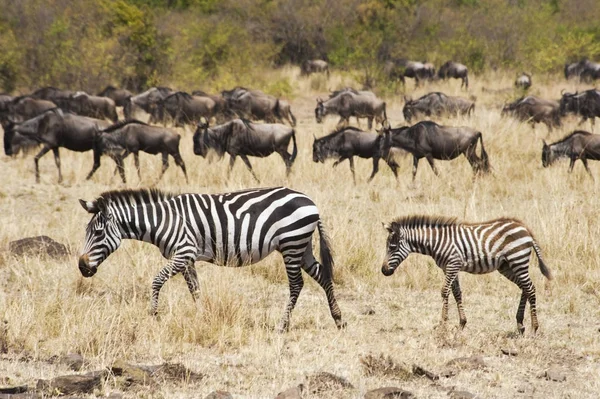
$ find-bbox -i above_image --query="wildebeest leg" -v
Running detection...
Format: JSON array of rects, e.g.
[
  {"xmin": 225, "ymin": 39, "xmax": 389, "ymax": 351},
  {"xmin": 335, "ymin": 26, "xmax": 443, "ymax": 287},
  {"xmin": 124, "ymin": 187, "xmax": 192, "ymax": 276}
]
[
  {"xmin": 86, "ymin": 149, "xmax": 102, "ymax": 181},
  {"xmin": 426, "ymin": 156, "xmax": 439, "ymax": 176},
  {"xmin": 386, "ymin": 159, "xmax": 400, "ymax": 182},
  {"xmin": 581, "ymin": 158, "xmax": 594, "ymax": 179},
  {"xmin": 172, "ymin": 152, "xmax": 188, "ymax": 183},
  {"xmin": 412, "ymin": 156, "xmax": 420, "ymax": 181},
  {"xmin": 113, "ymin": 154, "xmax": 127, "ymax": 183},
  {"xmin": 568, "ymin": 156, "xmax": 576, "ymax": 173},
  {"xmin": 464, "ymin": 142, "xmax": 480, "ymax": 173},
  {"xmin": 52, "ymin": 148, "xmax": 62, "ymax": 183},
  {"xmin": 240, "ymin": 154, "xmax": 260, "ymax": 182},
  {"xmin": 348, "ymin": 156, "xmax": 356, "ymax": 185},
  {"xmin": 160, "ymin": 152, "xmax": 169, "ymax": 180},
  {"xmin": 134, "ymin": 152, "xmax": 141, "ymax": 180},
  {"xmin": 277, "ymin": 150, "xmax": 293, "ymax": 176},
  {"xmin": 33, "ymin": 146, "xmax": 52, "ymax": 183},
  {"xmin": 368, "ymin": 156, "xmax": 380, "ymax": 183},
  {"xmin": 368, "ymin": 117, "xmax": 373, "ymax": 130}
]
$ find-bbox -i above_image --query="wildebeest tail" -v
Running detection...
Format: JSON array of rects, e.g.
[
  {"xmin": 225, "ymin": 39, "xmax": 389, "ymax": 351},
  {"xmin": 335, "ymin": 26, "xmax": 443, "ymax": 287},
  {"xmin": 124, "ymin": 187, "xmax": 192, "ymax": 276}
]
[
  {"xmin": 318, "ymin": 220, "xmax": 334, "ymax": 282},
  {"xmin": 478, "ymin": 132, "xmax": 490, "ymax": 173},
  {"xmin": 532, "ymin": 239, "xmax": 552, "ymax": 280},
  {"xmin": 289, "ymin": 109, "xmax": 297, "ymax": 127},
  {"xmin": 290, "ymin": 129, "xmax": 298, "ymax": 164}
]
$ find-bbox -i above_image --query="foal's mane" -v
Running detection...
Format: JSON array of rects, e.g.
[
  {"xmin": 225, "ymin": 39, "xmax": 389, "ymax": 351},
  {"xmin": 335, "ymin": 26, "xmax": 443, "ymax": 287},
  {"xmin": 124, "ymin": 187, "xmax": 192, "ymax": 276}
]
[
  {"xmin": 98, "ymin": 188, "xmax": 176, "ymax": 205},
  {"xmin": 391, "ymin": 215, "xmax": 459, "ymax": 229}
]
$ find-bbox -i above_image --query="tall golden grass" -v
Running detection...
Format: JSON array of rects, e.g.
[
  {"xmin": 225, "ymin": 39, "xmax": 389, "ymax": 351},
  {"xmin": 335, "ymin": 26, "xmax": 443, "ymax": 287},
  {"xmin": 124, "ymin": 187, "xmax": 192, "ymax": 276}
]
[{"xmin": 1, "ymin": 68, "xmax": 600, "ymax": 397}]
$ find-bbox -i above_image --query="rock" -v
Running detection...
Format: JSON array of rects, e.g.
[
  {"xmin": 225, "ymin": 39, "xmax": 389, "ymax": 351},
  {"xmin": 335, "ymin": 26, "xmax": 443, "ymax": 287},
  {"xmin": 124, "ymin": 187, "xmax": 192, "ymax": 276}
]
[
  {"xmin": 275, "ymin": 384, "xmax": 304, "ymax": 399},
  {"xmin": 9, "ymin": 236, "xmax": 68, "ymax": 258},
  {"xmin": 412, "ymin": 364, "xmax": 439, "ymax": 381},
  {"xmin": 448, "ymin": 390, "xmax": 479, "ymax": 399},
  {"xmin": 0, "ymin": 394, "xmax": 39, "ymax": 399},
  {"xmin": 145, "ymin": 362, "xmax": 204, "ymax": 383},
  {"xmin": 543, "ymin": 367, "xmax": 566, "ymax": 382},
  {"xmin": 60, "ymin": 353, "xmax": 84, "ymax": 371},
  {"xmin": 500, "ymin": 348, "xmax": 518, "ymax": 357},
  {"xmin": 111, "ymin": 359, "xmax": 153, "ymax": 386},
  {"xmin": 364, "ymin": 386, "xmax": 415, "ymax": 398},
  {"xmin": 106, "ymin": 393, "xmax": 123, "ymax": 399},
  {"xmin": 445, "ymin": 356, "xmax": 486, "ymax": 369},
  {"xmin": 360, "ymin": 354, "xmax": 412, "ymax": 379},
  {"xmin": 204, "ymin": 391, "xmax": 233, "ymax": 399},
  {"xmin": 305, "ymin": 372, "xmax": 354, "ymax": 394},
  {"xmin": 0, "ymin": 386, "xmax": 28, "ymax": 394},
  {"xmin": 362, "ymin": 307, "xmax": 376, "ymax": 315},
  {"xmin": 36, "ymin": 371, "xmax": 105, "ymax": 395}
]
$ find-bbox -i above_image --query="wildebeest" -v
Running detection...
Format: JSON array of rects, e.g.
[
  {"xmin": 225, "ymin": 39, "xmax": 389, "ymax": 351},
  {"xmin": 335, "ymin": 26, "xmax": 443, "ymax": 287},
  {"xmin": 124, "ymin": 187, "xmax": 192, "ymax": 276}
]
[
  {"xmin": 312, "ymin": 126, "xmax": 400, "ymax": 184},
  {"xmin": 542, "ymin": 130, "xmax": 600, "ymax": 178},
  {"xmin": 3, "ymin": 108, "xmax": 113, "ymax": 183},
  {"xmin": 70, "ymin": 92, "xmax": 118, "ymax": 122},
  {"xmin": 157, "ymin": 91, "xmax": 218, "ymax": 127},
  {"xmin": 0, "ymin": 94, "xmax": 13, "ymax": 114},
  {"xmin": 501, "ymin": 96, "xmax": 561, "ymax": 130},
  {"xmin": 385, "ymin": 59, "xmax": 435, "ymax": 87},
  {"xmin": 438, "ymin": 61, "xmax": 469, "ymax": 89},
  {"xmin": 97, "ymin": 86, "xmax": 133, "ymax": 108},
  {"xmin": 301, "ymin": 60, "xmax": 330, "ymax": 77},
  {"xmin": 402, "ymin": 92, "xmax": 474, "ymax": 123},
  {"xmin": 381, "ymin": 121, "xmax": 490, "ymax": 180},
  {"xmin": 191, "ymin": 90, "xmax": 228, "ymax": 121},
  {"xmin": 2, "ymin": 119, "xmax": 39, "ymax": 156},
  {"xmin": 559, "ymin": 89, "xmax": 600, "ymax": 129},
  {"xmin": 315, "ymin": 91, "xmax": 387, "ymax": 130},
  {"xmin": 94, "ymin": 120, "xmax": 188, "ymax": 183},
  {"xmin": 222, "ymin": 87, "xmax": 296, "ymax": 126},
  {"xmin": 193, "ymin": 119, "xmax": 297, "ymax": 182},
  {"xmin": 30, "ymin": 86, "xmax": 75, "ymax": 108},
  {"xmin": 1, "ymin": 96, "xmax": 56, "ymax": 123},
  {"xmin": 515, "ymin": 73, "xmax": 532, "ymax": 90},
  {"xmin": 564, "ymin": 59, "xmax": 600, "ymax": 82},
  {"xmin": 124, "ymin": 86, "xmax": 174, "ymax": 122}
]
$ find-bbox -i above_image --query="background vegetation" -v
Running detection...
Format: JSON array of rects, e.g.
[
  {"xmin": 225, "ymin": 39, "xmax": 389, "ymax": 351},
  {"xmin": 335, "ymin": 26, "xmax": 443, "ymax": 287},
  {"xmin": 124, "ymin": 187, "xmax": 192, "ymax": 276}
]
[{"xmin": 1, "ymin": 0, "xmax": 599, "ymax": 94}]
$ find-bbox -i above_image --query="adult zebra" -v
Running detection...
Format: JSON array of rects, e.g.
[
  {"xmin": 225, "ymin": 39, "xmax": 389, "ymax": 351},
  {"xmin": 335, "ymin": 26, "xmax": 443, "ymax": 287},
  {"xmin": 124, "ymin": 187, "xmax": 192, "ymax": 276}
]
[
  {"xmin": 381, "ymin": 216, "xmax": 552, "ymax": 334},
  {"xmin": 78, "ymin": 187, "xmax": 344, "ymax": 331}
]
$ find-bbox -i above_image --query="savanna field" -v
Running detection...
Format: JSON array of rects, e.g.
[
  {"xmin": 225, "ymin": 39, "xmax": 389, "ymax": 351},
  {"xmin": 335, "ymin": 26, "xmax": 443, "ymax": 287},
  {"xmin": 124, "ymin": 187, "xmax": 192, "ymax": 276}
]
[{"xmin": 1, "ymin": 69, "xmax": 600, "ymax": 398}]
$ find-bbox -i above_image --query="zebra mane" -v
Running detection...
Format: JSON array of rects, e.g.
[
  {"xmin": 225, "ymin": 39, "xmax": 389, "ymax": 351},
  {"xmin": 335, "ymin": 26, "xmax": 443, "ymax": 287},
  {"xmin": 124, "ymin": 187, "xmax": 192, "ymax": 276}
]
[
  {"xmin": 391, "ymin": 215, "xmax": 459, "ymax": 229},
  {"xmin": 98, "ymin": 188, "xmax": 176, "ymax": 206},
  {"xmin": 551, "ymin": 130, "xmax": 593, "ymax": 145}
]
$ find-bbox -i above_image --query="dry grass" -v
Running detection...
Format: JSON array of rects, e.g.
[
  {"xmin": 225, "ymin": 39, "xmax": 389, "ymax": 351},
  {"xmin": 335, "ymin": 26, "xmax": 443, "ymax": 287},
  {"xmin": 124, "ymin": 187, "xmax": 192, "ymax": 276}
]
[{"xmin": 1, "ymin": 68, "xmax": 600, "ymax": 398}]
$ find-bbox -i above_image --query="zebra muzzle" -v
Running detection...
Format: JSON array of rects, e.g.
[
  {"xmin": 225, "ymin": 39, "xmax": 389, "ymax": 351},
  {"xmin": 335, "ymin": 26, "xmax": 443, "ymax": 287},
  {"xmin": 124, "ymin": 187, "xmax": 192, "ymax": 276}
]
[
  {"xmin": 78, "ymin": 255, "xmax": 97, "ymax": 277},
  {"xmin": 381, "ymin": 263, "xmax": 395, "ymax": 276}
]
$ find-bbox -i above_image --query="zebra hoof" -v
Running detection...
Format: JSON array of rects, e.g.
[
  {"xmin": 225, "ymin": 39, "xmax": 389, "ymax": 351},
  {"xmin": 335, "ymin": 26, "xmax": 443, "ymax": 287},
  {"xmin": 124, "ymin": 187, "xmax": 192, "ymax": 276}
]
[
  {"xmin": 336, "ymin": 319, "xmax": 347, "ymax": 330},
  {"xmin": 517, "ymin": 324, "xmax": 525, "ymax": 335}
]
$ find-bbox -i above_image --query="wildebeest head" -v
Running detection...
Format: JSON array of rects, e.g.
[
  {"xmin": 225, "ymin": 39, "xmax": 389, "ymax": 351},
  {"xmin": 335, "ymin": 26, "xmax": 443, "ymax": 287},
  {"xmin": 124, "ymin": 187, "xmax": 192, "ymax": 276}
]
[
  {"xmin": 402, "ymin": 96, "xmax": 415, "ymax": 123},
  {"xmin": 78, "ymin": 196, "xmax": 122, "ymax": 278},
  {"xmin": 541, "ymin": 140, "xmax": 558, "ymax": 167},
  {"xmin": 315, "ymin": 98, "xmax": 325, "ymax": 123},
  {"xmin": 192, "ymin": 118, "xmax": 210, "ymax": 157},
  {"xmin": 312, "ymin": 130, "xmax": 344, "ymax": 163},
  {"xmin": 381, "ymin": 222, "xmax": 411, "ymax": 277},
  {"xmin": 194, "ymin": 118, "xmax": 229, "ymax": 159},
  {"xmin": 559, "ymin": 91, "xmax": 578, "ymax": 115},
  {"xmin": 312, "ymin": 134, "xmax": 328, "ymax": 163}
]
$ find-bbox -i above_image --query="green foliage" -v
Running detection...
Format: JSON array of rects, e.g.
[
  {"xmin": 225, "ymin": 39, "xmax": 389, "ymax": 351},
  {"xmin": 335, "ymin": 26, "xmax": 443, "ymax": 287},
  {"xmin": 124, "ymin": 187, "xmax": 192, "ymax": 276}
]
[{"xmin": 0, "ymin": 25, "xmax": 21, "ymax": 92}]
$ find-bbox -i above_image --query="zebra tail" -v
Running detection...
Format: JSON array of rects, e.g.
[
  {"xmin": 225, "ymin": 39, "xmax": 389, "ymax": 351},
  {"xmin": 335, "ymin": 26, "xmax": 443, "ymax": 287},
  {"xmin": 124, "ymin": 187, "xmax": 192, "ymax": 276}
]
[
  {"xmin": 533, "ymin": 240, "xmax": 552, "ymax": 280},
  {"xmin": 318, "ymin": 220, "xmax": 334, "ymax": 282},
  {"xmin": 290, "ymin": 129, "xmax": 298, "ymax": 164}
]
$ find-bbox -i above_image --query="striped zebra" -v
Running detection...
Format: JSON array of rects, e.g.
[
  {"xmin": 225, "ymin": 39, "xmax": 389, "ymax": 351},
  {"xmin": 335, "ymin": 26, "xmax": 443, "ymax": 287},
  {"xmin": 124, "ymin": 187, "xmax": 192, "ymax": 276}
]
[
  {"xmin": 78, "ymin": 187, "xmax": 344, "ymax": 331},
  {"xmin": 381, "ymin": 216, "xmax": 552, "ymax": 333}
]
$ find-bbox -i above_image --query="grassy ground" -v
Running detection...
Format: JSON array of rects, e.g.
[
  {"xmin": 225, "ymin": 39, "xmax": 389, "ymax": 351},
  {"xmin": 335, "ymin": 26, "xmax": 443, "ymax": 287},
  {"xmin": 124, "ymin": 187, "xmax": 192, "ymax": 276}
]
[{"xmin": 1, "ymin": 68, "xmax": 600, "ymax": 398}]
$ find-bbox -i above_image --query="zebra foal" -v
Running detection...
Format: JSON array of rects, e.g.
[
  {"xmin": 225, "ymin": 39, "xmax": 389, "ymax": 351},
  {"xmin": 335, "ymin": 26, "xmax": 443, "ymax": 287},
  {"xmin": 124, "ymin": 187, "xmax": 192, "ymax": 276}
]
[
  {"xmin": 381, "ymin": 216, "xmax": 552, "ymax": 333},
  {"xmin": 78, "ymin": 187, "xmax": 344, "ymax": 331}
]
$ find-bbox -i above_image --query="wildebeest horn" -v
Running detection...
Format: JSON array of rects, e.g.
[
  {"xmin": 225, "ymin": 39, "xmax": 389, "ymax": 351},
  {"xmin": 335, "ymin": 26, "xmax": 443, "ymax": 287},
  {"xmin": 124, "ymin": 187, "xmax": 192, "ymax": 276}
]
[
  {"xmin": 542, "ymin": 139, "xmax": 547, "ymax": 147},
  {"xmin": 560, "ymin": 89, "xmax": 565, "ymax": 96},
  {"xmin": 313, "ymin": 134, "xmax": 317, "ymax": 140}
]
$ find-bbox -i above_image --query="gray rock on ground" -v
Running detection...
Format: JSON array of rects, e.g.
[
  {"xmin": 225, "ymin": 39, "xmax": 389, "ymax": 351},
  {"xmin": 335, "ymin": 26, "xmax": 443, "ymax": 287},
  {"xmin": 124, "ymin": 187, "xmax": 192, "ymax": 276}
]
[{"xmin": 9, "ymin": 236, "xmax": 69, "ymax": 258}]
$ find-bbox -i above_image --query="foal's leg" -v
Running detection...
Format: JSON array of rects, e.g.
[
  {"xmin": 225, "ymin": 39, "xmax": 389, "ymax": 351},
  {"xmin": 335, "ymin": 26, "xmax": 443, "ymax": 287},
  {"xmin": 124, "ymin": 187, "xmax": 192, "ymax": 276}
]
[
  {"xmin": 33, "ymin": 145, "xmax": 52, "ymax": 183},
  {"xmin": 240, "ymin": 154, "xmax": 260, "ymax": 182},
  {"xmin": 451, "ymin": 278, "xmax": 467, "ymax": 328},
  {"xmin": 279, "ymin": 255, "xmax": 304, "ymax": 332},
  {"xmin": 440, "ymin": 260, "xmax": 462, "ymax": 325},
  {"xmin": 300, "ymin": 240, "xmax": 344, "ymax": 329},
  {"xmin": 499, "ymin": 263, "xmax": 530, "ymax": 334},
  {"xmin": 52, "ymin": 148, "xmax": 62, "ymax": 183}
]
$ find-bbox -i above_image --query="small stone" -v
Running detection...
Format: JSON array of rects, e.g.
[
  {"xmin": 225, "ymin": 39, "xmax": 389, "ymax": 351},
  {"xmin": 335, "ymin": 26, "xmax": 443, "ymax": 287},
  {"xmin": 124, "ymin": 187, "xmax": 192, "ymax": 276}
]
[
  {"xmin": 448, "ymin": 390, "xmax": 479, "ymax": 399},
  {"xmin": 275, "ymin": 384, "xmax": 304, "ymax": 399},
  {"xmin": 61, "ymin": 353, "xmax": 84, "ymax": 371},
  {"xmin": 544, "ymin": 367, "xmax": 566, "ymax": 382},
  {"xmin": 500, "ymin": 348, "xmax": 518, "ymax": 357},
  {"xmin": 364, "ymin": 386, "xmax": 415, "ymax": 398},
  {"xmin": 0, "ymin": 386, "xmax": 28, "ymax": 394},
  {"xmin": 362, "ymin": 307, "xmax": 376, "ymax": 315},
  {"xmin": 445, "ymin": 356, "xmax": 486, "ymax": 370},
  {"xmin": 204, "ymin": 391, "xmax": 233, "ymax": 399},
  {"xmin": 111, "ymin": 359, "xmax": 153, "ymax": 385},
  {"xmin": 412, "ymin": 364, "xmax": 440, "ymax": 381},
  {"xmin": 9, "ymin": 236, "xmax": 68, "ymax": 258},
  {"xmin": 305, "ymin": 372, "xmax": 354, "ymax": 394},
  {"xmin": 36, "ymin": 371, "xmax": 105, "ymax": 395}
]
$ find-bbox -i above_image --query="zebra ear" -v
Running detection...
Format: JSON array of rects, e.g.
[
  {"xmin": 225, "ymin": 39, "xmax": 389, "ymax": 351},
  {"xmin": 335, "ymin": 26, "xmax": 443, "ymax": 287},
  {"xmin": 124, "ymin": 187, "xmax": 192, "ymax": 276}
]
[
  {"xmin": 382, "ymin": 222, "xmax": 393, "ymax": 233},
  {"xmin": 79, "ymin": 199, "xmax": 99, "ymax": 214}
]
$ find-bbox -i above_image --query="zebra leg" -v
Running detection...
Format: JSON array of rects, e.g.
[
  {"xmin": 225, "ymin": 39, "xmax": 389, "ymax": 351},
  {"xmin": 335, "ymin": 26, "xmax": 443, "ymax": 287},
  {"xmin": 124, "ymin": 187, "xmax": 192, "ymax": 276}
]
[
  {"xmin": 441, "ymin": 264, "xmax": 461, "ymax": 325},
  {"xmin": 150, "ymin": 258, "xmax": 188, "ymax": 315},
  {"xmin": 52, "ymin": 148, "xmax": 62, "ymax": 183},
  {"xmin": 240, "ymin": 154, "xmax": 260, "ymax": 183},
  {"xmin": 279, "ymin": 261, "xmax": 304, "ymax": 332},
  {"xmin": 498, "ymin": 264, "xmax": 529, "ymax": 334},
  {"xmin": 301, "ymin": 240, "xmax": 344, "ymax": 329},
  {"xmin": 451, "ymin": 278, "xmax": 467, "ymax": 329}
]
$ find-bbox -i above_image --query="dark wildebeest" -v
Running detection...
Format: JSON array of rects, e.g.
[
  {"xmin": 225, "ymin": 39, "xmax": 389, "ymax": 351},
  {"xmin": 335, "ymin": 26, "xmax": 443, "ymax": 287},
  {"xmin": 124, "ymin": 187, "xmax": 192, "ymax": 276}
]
[
  {"xmin": 30, "ymin": 86, "xmax": 75, "ymax": 110},
  {"xmin": 515, "ymin": 73, "xmax": 532, "ymax": 90},
  {"xmin": 0, "ymin": 94, "xmax": 13, "ymax": 115},
  {"xmin": 94, "ymin": 120, "xmax": 188, "ymax": 183},
  {"xmin": 193, "ymin": 119, "xmax": 297, "ymax": 182},
  {"xmin": 124, "ymin": 86, "xmax": 174, "ymax": 122},
  {"xmin": 158, "ymin": 92, "xmax": 218, "ymax": 128},
  {"xmin": 502, "ymin": 96, "xmax": 561, "ymax": 130},
  {"xmin": 542, "ymin": 130, "xmax": 600, "ymax": 178},
  {"xmin": 71, "ymin": 92, "xmax": 118, "ymax": 122},
  {"xmin": 381, "ymin": 121, "xmax": 490, "ymax": 180},
  {"xmin": 564, "ymin": 59, "xmax": 600, "ymax": 82},
  {"xmin": 559, "ymin": 89, "xmax": 600, "ymax": 129},
  {"xmin": 312, "ymin": 126, "xmax": 399, "ymax": 184},
  {"xmin": 3, "ymin": 108, "xmax": 114, "ymax": 183},
  {"xmin": 191, "ymin": 90, "xmax": 228, "ymax": 121},
  {"xmin": 223, "ymin": 87, "xmax": 297, "ymax": 126},
  {"xmin": 385, "ymin": 59, "xmax": 435, "ymax": 87},
  {"xmin": 97, "ymin": 86, "xmax": 133, "ymax": 108},
  {"xmin": 315, "ymin": 91, "xmax": 387, "ymax": 130},
  {"xmin": 438, "ymin": 61, "xmax": 469, "ymax": 89},
  {"xmin": 2, "ymin": 119, "xmax": 39, "ymax": 156},
  {"xmin": 301, "ymin": 60, "xmax": 330, "ymax": 77},
  {"xmin": 2, "ymin": 96, "xmax": 56, "ymax": 122},
  {"xmin": 403, "ymin": 92, "xmax": 474, "ymax": 123}
]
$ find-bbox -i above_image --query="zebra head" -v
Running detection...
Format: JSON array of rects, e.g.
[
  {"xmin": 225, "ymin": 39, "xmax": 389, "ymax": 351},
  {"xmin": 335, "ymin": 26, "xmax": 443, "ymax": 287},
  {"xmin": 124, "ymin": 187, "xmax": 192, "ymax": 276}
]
[
  {"xmin": 381, "ymin": 223, "xmax": 410, "ymax": 276},
  {"xmin": 78, "ymin": 197, "xmax": 122, "ymax": 277}
]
